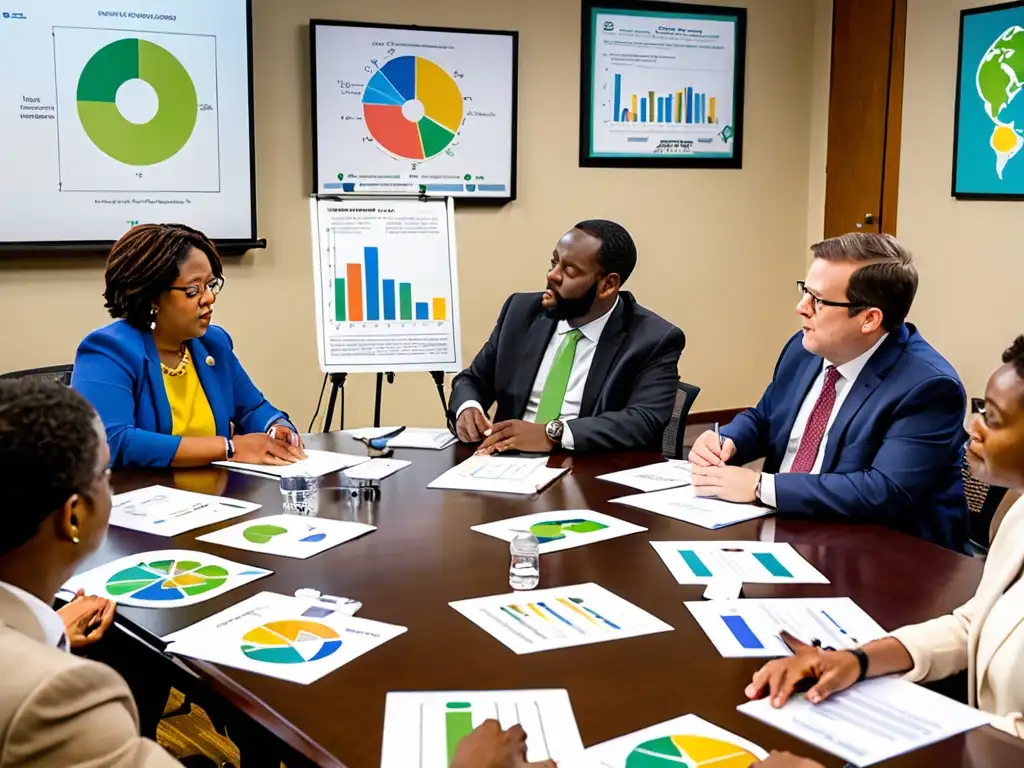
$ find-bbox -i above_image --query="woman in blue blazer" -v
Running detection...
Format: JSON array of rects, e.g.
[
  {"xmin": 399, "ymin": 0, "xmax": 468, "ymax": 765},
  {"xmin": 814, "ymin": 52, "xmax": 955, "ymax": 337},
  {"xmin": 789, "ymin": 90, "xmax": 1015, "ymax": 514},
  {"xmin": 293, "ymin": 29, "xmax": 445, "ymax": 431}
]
[{"xmin": 72, "ymin": 224, "xmax": 304, "ymax": 469}]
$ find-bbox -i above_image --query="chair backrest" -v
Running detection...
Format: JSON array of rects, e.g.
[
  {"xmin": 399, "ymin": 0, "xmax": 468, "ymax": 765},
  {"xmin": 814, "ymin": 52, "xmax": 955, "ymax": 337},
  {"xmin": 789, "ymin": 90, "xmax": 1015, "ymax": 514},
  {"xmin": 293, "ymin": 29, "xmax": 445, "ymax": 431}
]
[
  {"xmin": 0, "ymin": 364, "xmax": 74, "ymax": 387},
  {"xmin": 961, "ymin": 445, "xmax": 1007, "ymax": 554},
  {"xmin": 661, "ymin": 382, "xmax": 701, "ymax": 459}
]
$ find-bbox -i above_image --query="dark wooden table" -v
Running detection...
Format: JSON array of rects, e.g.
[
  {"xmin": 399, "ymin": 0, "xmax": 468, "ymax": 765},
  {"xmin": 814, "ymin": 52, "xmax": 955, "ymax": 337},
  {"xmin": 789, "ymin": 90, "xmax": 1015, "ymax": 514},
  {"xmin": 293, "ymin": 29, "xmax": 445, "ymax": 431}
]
[{"xmin": 82, "ymin": 434, "xmax": 1024, "ymax": 768}]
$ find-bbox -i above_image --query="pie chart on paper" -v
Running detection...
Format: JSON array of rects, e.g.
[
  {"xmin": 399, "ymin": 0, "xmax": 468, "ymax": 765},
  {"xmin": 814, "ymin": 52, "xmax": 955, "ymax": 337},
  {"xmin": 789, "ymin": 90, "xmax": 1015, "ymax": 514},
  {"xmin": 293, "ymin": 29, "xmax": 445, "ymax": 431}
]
[
  {"xmin": 105, "ymin": 558, "xmax": 228, "ymax": 601},
  {"xmin": 240, "ymin": 620, "xmax": 342, "ymax": 664},
  {"xmin": 625, "ymin": 735, "xmax": 759, "ymax": 767},
  {"xmin": 361, "ymin": 55, "xmax": 464, "ymax": 160}
]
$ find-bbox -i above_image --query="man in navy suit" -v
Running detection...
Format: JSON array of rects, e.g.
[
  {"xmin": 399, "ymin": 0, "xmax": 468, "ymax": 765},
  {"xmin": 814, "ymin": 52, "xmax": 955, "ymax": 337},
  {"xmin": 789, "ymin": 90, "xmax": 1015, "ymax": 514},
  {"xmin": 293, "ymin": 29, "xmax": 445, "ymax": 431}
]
[{"xmin": 689, "ymin": 233, "xmax": 969, "ymax": 551}]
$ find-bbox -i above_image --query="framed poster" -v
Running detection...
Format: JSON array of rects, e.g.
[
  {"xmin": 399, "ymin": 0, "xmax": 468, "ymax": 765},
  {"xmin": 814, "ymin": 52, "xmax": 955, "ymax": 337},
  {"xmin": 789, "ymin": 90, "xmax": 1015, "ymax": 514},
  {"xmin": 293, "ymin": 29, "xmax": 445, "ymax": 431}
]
[
  {"xmin": 310, "ymin": 20, "xmax": 518, "ymax": 200},
  {"xmin": 579, "ymin": 0, "xmax": 746, "ymax": 168},
  {"xmin": 953, "ymin": 1, "xmax": 1024, "ymax": 199}
]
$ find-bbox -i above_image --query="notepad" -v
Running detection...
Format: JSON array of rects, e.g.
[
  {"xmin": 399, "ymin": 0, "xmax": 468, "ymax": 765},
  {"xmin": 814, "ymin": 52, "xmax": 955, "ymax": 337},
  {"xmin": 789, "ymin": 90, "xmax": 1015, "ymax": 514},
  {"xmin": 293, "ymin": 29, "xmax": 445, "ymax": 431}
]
[{"xmin": 428, "ymin": 455, "xmax": 568, "ymax": 495}]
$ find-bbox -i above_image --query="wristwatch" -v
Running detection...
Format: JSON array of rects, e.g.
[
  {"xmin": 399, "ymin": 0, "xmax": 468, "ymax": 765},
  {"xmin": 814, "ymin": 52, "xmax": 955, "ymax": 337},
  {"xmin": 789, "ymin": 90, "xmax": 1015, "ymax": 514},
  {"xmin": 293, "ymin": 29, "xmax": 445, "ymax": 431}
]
[
  {"xmin": 545, "ymin": 419, "xmax": 565, "ymax": 445},
  {"xmin": 847, "ymin": 646, "xmax": 870, "ymax": 682},
  {"xmin": 224, "ymin": 438, "xmax": 236, "ymax": 460}
]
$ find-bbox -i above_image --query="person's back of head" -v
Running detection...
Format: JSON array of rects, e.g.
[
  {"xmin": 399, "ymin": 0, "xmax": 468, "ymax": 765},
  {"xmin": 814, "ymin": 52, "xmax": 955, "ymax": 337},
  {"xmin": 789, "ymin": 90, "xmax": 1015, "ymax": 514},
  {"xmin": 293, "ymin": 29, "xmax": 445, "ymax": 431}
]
[
  {"xmin": 0, "ymin": 379, "xmax": 109, "ymax": 565},
  {"xmin": 810, "ymin": 232, "xmax": 918, "ymax": 333}
]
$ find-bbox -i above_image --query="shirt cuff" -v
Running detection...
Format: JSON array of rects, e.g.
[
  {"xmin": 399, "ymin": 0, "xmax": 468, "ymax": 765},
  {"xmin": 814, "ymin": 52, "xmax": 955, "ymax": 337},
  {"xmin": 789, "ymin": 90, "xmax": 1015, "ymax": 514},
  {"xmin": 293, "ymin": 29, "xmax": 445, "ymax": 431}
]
[
  {"xmin": 758, "ymin": 473, "xmax": 777, "ymax": 508},
  {"xmin": 561, "ymin": 420, "xmax": 575, "ymax": 451},
  {"xmin": 455, "ymin": 400, "xmax": 484, "ymax": 420}
]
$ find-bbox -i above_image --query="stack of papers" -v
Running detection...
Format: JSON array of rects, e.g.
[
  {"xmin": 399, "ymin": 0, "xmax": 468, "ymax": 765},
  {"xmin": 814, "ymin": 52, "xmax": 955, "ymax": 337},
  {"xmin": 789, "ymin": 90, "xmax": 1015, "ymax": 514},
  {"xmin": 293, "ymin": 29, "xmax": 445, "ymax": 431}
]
[
  {"xmin": 214, "ymin": 449, "xmax": 371, "ymax": 479},
  {"xmin": 597, "ymin": 460, "xmax": 692, "ymax": 492},
  {"xmin": 347, "ymin": 426, "xmax": 457, "ymax": 450},
  {"xmin": 611, "ymin": 485, "xmax": 771, "ymax": 529},
  {"xmin": 428, "ymin": 455, "xmax": 568, "ymax": 495},
  {"xmin": 738, "ymin": 676, "xmax": 991, "ymax": 766},
  {"xmin": 109, "ymin": 485, "xmax": 259, "ymax": 536}
]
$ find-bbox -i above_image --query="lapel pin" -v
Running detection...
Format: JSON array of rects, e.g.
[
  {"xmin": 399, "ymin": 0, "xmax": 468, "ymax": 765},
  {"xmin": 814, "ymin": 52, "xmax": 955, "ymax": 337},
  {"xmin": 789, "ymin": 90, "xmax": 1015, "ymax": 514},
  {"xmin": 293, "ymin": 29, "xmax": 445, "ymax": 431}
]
[{"xmin": 205, "ymin": 355, "xmax": 215, "ymax": 367}]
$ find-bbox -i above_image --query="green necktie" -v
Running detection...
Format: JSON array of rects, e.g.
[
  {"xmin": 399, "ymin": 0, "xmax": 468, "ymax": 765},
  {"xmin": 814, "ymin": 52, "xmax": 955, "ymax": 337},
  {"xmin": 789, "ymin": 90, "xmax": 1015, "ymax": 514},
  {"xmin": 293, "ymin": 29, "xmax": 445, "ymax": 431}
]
[{"xmin": 535, "ymin": 329, "xmax": 584, "ymax": 423}]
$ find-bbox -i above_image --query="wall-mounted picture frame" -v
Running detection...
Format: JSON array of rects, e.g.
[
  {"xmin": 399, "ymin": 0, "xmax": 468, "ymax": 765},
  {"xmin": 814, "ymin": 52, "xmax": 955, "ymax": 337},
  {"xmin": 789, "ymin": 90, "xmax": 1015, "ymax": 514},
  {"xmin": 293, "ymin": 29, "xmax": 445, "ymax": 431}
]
[
  {"xmin": 952, "ymin": 0, "xmax": 1024, "ymax": 199},
  {"xmin": 579, "ymin": 0, "xmax": 746, "ymax": 168}
]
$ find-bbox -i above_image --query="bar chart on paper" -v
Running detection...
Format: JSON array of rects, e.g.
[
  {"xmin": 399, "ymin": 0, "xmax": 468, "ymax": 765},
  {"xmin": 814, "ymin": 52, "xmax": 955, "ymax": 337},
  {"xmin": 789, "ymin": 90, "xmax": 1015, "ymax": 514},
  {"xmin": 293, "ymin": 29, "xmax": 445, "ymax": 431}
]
[
  {"xmin": 310, "ymin": 197, "xmax": 462, "ymax": 372},
  {"xmin": 611, "ymin": 73, "xmax": 719, "ymax": 126},
  {"xmin": 380, "ymin": 690, "xmax": 585, "ymax": 768}
]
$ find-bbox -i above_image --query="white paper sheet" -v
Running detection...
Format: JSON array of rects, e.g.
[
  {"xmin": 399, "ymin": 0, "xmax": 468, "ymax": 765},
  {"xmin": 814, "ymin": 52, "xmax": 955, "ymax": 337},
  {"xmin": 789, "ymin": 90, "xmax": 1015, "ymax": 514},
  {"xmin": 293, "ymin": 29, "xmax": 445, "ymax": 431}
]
[
  {"xmin": 429, "ymin": 455, "xmax": 568, "ymax": 495},
  {"xmin": 449, "ymin": 582, "xmax": 673, "ymax": 655},
  {"xmin": 213, "ymin": 449, "xmax": 371, "ymax": 479},
  {"xmin": 347, "ymin": 426, "xmax": 457, "ymax": 449},
  {"xmin": 578, "ymin": 713, "xmax": 767, "ymax": 768},
  {"xmin": 611, "ymin": 485, "xmax": 772, "ymax": 529},
  {"xmin": 650, "ymin": 541, "xmax": 829, "ymax": 585},
  {"xmin": 343, "ymin": 458, "xmax": 411, "ymax": 480},
  {"xmin": 163, "ymin": 591, "xmax": 406, "ymax": 685},
  {"xmin": 381, "ymin": 689, "xmax": 585, "ymax": 768},
  {"xmin": 472, "ymin": 510, "xmax": 647, "ymax": 554},
  {"xmin": 738, "ymin": 677, "xmax": 991, "ymax": 766},
  {"xmin": 109, "ymin": 485, "xmax": 259, "ymax": 537},
  {"xmin": 196, "ymin": 514, "xmax": 375, "ymax": 559},
  {"xmin": 684, "ymin": 597, "xmax": 887, "ymax": 658},
  {"xmin": 597, "ymin": 460, "xmax": 692, "ymax": 492},
  {"xmin": 64, "ymin": 549, "xmax": 271, "ymax": 608}
]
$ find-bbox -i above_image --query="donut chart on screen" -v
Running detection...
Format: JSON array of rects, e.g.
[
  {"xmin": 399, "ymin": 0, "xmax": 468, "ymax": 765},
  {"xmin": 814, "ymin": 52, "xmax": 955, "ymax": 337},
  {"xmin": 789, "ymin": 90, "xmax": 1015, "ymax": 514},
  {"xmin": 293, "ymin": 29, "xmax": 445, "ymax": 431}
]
[
  {"xmin": 361, "ymin": 55, "xmax": 464, "ymax": 160},
  {"xmin": 76, "ymin": 37, "xmax": 199, "ymax": 165}
]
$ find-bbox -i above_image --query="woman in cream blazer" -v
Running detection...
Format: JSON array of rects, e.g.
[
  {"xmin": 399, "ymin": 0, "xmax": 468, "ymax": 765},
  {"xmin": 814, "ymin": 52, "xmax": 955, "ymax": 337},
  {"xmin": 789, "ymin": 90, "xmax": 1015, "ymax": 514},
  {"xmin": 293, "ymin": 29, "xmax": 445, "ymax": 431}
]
[{"xmin": 741, "ymin": 335, "xmax": 1024, "ymax": 739}]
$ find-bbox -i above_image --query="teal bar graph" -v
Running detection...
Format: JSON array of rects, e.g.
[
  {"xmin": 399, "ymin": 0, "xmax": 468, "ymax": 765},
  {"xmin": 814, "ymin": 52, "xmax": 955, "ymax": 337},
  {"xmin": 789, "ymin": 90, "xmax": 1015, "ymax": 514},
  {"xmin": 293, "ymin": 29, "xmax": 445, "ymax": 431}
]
[
  {"xmin": 679, "ymin": 550, "xmax": 713, "ymax": 578},
  {"xmin": 753, "ymin": 552, "xmax": 793, "ymax": 578}
]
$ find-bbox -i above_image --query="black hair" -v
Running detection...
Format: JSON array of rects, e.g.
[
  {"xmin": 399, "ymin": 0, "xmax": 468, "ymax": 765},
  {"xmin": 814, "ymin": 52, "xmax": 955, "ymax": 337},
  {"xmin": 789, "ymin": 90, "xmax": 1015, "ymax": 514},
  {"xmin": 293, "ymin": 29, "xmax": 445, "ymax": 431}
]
[
  {"xmin": 0, "ymin": 379, "xmax": 102, "ymax": 555},
  {"xmin": 574, "ymin": 219, "xmax": 638, "ymax": 285},
  {"xmin": 103, "ymin": 223, "xmax": 223, "ymax": 331},
  {"xmin": 1002, "ymin": 335, "xmax": 1024, "ymax": 379}
]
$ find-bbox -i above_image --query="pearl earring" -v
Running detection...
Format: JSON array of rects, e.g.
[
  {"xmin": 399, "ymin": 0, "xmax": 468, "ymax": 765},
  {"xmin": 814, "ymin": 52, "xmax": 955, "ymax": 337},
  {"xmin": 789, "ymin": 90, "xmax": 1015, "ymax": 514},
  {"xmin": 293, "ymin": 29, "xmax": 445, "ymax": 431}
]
[{"xmin": 150, "ymin": 306, "xmax": 157, "ymax": 331}]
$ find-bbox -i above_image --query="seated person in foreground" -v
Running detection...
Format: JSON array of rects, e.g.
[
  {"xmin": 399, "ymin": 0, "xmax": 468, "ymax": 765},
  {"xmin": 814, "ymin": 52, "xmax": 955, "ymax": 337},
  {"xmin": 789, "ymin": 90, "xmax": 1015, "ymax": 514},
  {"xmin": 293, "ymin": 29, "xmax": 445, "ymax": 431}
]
[
  {"xmin": 449, "ymin": 219, "xmax": 685, "ymax": 454},
  {"xmin": 0, "ymin": 379, "xmax": 182, "ymax": 766},
  {"xmin": 742, "ymin": 335, "xmax": 1024, "ymax": 738},
  {"xmin": 689, "ymin": 233, "xmax": 968, "ymax": 551},
  {"xmin": 73, "ymin": 223, "xmax": 305, "ymax": 469}
]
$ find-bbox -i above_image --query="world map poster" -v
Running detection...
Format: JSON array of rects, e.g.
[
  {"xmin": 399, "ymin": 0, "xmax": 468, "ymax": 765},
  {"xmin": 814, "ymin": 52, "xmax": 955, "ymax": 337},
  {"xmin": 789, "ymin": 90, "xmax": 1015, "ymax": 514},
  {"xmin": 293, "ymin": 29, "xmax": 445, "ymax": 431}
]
[{"xmin": 954, "ymin": 2, "xmax": 1024, "ymax": 197}]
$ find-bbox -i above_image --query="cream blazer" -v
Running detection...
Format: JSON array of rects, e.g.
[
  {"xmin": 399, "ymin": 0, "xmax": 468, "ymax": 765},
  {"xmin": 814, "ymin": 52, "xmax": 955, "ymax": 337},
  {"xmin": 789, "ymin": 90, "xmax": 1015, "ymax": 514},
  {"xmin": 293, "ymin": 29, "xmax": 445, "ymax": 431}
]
[
  {"xmin": 0, "ymin": 587, "xmax": 181, "ymax": 766},
  {"xmin": 892, "ymin": 495, "xmax": 1024, "ymax": 738}
]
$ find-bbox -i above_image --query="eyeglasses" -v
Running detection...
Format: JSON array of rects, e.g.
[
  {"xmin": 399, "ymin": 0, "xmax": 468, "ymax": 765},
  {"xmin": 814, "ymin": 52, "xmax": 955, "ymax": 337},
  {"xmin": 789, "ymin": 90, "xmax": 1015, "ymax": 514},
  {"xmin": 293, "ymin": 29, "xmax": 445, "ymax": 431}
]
[
  {"xmin": 168, "ymin": 276, "xmax": 225, "ymax": 300},
  {"xmin": 797, "ymin": 281, "xmax": 865, "ymax": 314}
]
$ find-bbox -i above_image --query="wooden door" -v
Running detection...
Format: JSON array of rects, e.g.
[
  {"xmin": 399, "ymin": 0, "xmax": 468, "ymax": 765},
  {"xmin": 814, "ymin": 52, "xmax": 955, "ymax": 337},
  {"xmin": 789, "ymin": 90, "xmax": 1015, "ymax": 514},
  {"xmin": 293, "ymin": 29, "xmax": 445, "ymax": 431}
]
[{"xmin": 823, "ymin": 0, "xmax": 907, "ymax": 237}]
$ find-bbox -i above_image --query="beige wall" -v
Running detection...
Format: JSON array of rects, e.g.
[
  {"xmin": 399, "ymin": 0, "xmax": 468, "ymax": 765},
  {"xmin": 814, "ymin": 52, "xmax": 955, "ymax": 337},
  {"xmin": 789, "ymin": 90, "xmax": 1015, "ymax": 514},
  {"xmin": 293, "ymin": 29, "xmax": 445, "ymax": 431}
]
[
  {"xmin": 899, "ymin": 0, "xmax": 1024, "ymax": 402},
  {"xmin": 1, "ymin": 0, "xmax": 820, "ymax": 429}
]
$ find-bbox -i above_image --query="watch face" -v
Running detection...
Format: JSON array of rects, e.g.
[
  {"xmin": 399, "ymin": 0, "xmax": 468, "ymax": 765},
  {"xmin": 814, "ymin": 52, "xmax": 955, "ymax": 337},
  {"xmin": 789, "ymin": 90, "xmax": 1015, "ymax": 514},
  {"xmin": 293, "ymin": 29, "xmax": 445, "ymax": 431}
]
[{"xmin": 546, "ymin": 420, "xmax": 564, "ymax": 440}]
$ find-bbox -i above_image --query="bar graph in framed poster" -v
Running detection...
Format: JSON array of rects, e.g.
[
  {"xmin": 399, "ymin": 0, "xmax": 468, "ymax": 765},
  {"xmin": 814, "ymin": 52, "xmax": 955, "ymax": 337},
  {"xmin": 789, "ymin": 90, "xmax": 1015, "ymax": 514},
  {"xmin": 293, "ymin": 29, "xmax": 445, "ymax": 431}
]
[
  {"xmin": 309, "ymin": 197, "xmax": 461, "ymax": 373},
  {"xmin": 580, "ymin": 0, "xmax": 746, "ymax": 167}
]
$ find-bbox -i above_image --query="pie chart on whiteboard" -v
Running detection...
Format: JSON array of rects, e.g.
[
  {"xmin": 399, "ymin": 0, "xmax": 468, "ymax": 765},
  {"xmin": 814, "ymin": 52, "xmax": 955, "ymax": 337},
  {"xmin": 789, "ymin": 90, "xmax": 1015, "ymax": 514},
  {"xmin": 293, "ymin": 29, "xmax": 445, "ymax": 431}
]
[{"xmin": 361, "ymin": 55, "xmax": 464, "ymax": 160}]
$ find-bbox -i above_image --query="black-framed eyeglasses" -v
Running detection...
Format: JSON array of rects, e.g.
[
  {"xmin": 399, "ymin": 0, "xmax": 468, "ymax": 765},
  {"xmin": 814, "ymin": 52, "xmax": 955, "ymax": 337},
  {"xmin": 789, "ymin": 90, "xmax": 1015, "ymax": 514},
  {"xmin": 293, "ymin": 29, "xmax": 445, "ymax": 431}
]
[
  {"xmin": 797, "ymin": 281, "xmax": 865, "ymax": 314},
  {"xmin": 168, "ymin": 276, "xmax": 224, "ymax": 300}
]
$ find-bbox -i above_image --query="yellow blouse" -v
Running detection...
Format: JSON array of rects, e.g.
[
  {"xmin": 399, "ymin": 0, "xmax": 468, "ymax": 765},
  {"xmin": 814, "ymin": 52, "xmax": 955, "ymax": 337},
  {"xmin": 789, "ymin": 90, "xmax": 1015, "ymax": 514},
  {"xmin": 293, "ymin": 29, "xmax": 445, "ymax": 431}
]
[{"xmin": 161, "ymin": 349, "xmax": 216, "ymax": 438}]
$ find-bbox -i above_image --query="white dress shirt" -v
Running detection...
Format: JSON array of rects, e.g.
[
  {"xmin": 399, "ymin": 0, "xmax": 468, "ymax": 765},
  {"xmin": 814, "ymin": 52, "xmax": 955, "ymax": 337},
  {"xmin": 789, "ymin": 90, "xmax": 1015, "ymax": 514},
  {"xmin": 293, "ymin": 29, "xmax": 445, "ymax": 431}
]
[
  {"xmin": 759, "ymin": 333, "xmax": 888, "ymax": 508},
  {"xmin": 0, "ymin": 580, "xmax": 67, "ymax": 650},
  {"xmin": 458, "ymin": 297, "xmax": 619, "ymax": 450}
]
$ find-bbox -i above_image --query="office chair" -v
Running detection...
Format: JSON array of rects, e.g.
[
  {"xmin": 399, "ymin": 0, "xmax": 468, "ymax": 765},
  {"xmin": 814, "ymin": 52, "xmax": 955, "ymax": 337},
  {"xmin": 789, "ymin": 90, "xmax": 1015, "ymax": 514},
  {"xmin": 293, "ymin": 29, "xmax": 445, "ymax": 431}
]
[
  {"xmin": 961, "ymin": 446, "xmax": 1007, "ymax": 556},
  {"xmin": 661, "ymin": 381, "xmax": 701, "ymax": 459},
  {"xmin": 0, "ymin": 364, "xmax": 74, "ymax": 386}
]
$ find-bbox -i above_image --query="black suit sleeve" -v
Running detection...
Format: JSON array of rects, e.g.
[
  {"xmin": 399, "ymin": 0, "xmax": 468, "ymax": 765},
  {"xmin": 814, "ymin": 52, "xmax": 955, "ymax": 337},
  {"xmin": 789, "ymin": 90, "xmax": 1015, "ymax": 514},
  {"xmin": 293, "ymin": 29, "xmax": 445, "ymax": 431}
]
[
  {"xmin": 566, "ymin": 325, "xmax": 685, "ymax": 451},
  {"xmin": 448, "ymin": 295, "xmax": 515, "ymax": 425}
]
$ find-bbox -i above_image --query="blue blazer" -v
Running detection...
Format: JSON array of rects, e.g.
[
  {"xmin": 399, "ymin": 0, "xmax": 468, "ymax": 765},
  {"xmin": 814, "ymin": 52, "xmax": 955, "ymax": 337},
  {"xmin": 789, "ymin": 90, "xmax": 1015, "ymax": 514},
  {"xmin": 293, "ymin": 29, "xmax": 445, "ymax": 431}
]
[
  {"xmin": 720, "ymin": 324, "xmax": 969, "ymax": 552},
  {"xmin": 72, "ymin": 320, "xmax": 293, "ymax": 469}
]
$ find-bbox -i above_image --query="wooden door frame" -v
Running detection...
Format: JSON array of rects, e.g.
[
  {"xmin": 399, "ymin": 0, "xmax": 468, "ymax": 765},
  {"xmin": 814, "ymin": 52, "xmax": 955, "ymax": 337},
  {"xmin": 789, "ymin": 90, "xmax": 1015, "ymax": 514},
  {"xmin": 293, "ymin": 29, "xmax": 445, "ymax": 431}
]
[{"xmin": 880, "ymin": 0, "xmax": 907, "ymax": 234}]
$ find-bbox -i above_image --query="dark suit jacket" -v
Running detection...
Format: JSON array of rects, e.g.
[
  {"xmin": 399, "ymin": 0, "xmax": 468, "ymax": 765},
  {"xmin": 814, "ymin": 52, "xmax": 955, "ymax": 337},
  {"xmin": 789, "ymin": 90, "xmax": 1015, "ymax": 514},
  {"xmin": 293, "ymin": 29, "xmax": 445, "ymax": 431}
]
[
  {"xmin": 720, "ymin": 323, "xmax": 969, "ymax": 551},
  {"xmin": 448, "ymin": 291, "xmax": 685, "ymax": 451}
]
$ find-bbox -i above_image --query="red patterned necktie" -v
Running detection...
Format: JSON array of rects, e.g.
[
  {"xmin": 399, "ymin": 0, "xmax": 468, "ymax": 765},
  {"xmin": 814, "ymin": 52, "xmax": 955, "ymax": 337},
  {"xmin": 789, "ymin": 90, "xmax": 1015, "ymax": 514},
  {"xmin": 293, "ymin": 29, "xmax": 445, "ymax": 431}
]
[{"xmin": 790, "ymin": 366, "xmax": 842, "ymax": 473}]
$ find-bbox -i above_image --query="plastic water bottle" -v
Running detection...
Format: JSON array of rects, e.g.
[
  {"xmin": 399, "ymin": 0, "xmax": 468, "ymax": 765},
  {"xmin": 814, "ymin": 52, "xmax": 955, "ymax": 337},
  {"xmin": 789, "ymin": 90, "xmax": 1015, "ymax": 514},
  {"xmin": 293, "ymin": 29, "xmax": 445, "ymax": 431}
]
[
  {"xmin": 509, "ymin": 531, "xmax": 540, "ymax": 590},
  {"xmin": 279, "ymin": 471, "xmax": 320, "ymax": 516}
]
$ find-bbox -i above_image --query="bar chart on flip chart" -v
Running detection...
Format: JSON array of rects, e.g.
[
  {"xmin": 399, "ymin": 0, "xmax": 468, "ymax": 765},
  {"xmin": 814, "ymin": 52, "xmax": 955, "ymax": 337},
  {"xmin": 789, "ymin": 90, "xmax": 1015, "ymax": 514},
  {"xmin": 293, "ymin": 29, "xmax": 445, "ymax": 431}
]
[{"xmin": 310, "ymin": 197, "xmax": 461, "ymax": 372}]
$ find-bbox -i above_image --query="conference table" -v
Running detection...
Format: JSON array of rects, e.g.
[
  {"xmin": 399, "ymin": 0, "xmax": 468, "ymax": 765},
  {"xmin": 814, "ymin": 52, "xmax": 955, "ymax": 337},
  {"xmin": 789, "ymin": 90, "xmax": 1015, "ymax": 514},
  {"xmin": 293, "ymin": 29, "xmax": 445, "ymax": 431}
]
[{"xmin": 83, "ymin": 432, "xmax": 1024, "ymax": 768}]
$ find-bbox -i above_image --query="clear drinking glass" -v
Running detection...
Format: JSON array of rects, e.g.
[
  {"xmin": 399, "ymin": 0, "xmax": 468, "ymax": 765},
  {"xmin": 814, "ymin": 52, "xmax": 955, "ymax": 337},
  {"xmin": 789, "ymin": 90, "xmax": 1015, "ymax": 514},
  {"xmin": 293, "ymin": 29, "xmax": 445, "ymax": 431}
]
[
  {"xmin": 509, "ymin": 531, "xmax": 540, "ymax": 590},
  {"xmin": 279, "ymin": 471, "xmax": 320, "ymax": 516}
]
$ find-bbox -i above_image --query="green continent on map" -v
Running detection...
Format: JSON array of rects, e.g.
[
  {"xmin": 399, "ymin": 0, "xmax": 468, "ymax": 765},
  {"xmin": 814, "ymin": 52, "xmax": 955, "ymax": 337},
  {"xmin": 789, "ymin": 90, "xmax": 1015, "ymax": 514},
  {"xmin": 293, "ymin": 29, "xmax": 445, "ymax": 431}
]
[{"xmin": 979, "ymin": 27, "xmax": 1024, "ymax": 118}]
